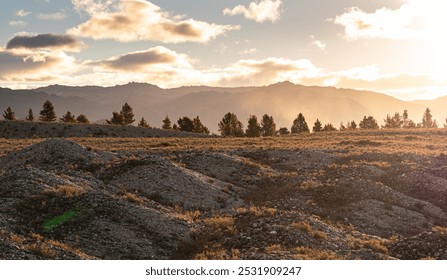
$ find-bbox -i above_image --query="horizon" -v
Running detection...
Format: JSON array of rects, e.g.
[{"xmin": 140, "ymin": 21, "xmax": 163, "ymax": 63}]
[{"xmin": 1, "ymin": 1, "xmax": 447, "ymax": 101}]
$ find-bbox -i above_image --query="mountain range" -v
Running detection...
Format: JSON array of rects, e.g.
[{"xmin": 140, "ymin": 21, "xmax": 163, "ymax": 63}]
[{"xmin": 1, "ymin": 82, "xmax": 445, "ymax": 132}]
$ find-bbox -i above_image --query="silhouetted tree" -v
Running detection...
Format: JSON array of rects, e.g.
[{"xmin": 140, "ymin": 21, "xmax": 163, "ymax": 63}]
[
  {"xmin": 218, "ymin": 112, "xmax": 244, "ymax": 137},
  {"xmin": 121, "ymin": 103, "xmax": 135, "ymax": 125},
  {"xmin": 347, "ymin": 120, "xmax": 357, "ymax": 130},
  {"xmin": 60, "ymin": 111, "xmax": 76, "ymax": 123},
  {"xmin": 192, "ymin": 116, "xmax": 210, "ymax": 134},
  {"xmin": 138, "ymin": 117, "xmax": 150, "ymax": 128},
  {"xmin": 177, "ymin": 116, "xmax": 194, "ymax": 132},
  {"xmin": 76, "ymin": 114, "xmax": 89, "ymax": 124},
  {"xmin": 339, "ymin": 122, "xmax": 346, "ymax": 131},
  {"xmin": 172, "ymin": 123, "xmax": 179, "ymax": 130},
  {"xmin": 421, "ymin": 108, "xmax": 437, "ymax": 128},
  {"xmin": 313, "ymin": 119, "xmax": 322, "ymax": 133},
  {"xmin": 3, "ymin": 107, "xmax": 16, "ymax": 121},
  {"xmin": 359, "ymin": 116, "xmax": 379, "ymax": 130},
  {"xmin": 382, "ymin": 112, "xmax": 403, "ymax": 129},
  {"xmin": 261, "ymin": 114, "xmax": 276, "ymax": 137},
  {"xmin": 162, "ymin": 116, "xmax": 172, "ymax": 130},
  {"xmin": 39, "ymin": 100, "xmax": 56, "ymax": 122},
  {"xmin": 291, "ymin": 113, "xmax": 309, "ymax": 133},
  {"xmin": 323, "ymin": 123, "xmax": 337, "ymax": 132},
  {"xmin": 26, "ymin": 108, "xmax": 34, "ymax": 121},
  {"xmin": 246, "ymin": 115, "xmax": 261, "ymax": 137},
  {"xmin": 278, "ymin": 127, "xmax": 290, "ymax": 135},
  {"xmin": 107, "ymin": 112, "xmax": 125, "ymax": 125}
]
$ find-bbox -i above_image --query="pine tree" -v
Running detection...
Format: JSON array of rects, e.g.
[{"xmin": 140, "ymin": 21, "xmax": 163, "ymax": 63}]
[
  {"xmin": 349, "ymin": 121, "xmax": 358, "ymax": 130},
  {"xmin": 26, "ymin": 108, "xmax": 34, "ymax": 121},
  {"xmin": 121, "ymin": 103, "xmax": 135, "ymax": 125},
  {"xmin": 323, "ymin": 123, "xmax": 337, "ymax": 132},
  {"xmin": 60, "ymin": 111, "xmax": 76, "ymax": 123},
  {"xmin": 138, "ymin": 117, "xmax": 150, "ymax": 128},
  {"xmin": 278, "ymin": 127, "xmax": 290, "ymax": 135},
  {"xmin": 162, "ymin": 116, "xmax": 172, "ymax": 129},
  {"xmin": 76, "ymin": 114, "xmax": 89, "ymax": 124},
  {"xmin": 291, "ymin": 113, "xmax": 310, "ymax": 133},
  {"xmin": 383, "ymin": 112, "xmax": 403, "ymax": 129},
  {"xmin": 313, "ymin": 119, "xmax": 322, "ymax": 133},
  {"xmin": 177, "ymin": 116, "xmax": 194, "ymax": 132},
  {"xmin": 3, "ymin": 107, "xmax": 16, "ymax": 121},
  {"xmin": 39, "ymin": 100, "xmax": 56, "ymax": 122},
  {"xmin": 172, "ymin": 123, "xmax": 179, "ymax": 130},
  {"xmin": 218, "ymin": 112, "xmax": 244, "ymax": 137},
  {"xmin": 421, "ymin": 108, "xmax": 437, "ymax": 128},
  {"xmin": 359, "ymin": 116, "xmax": 379, "ymax": 130},
  {"xmin": 246, "ymin": 115, "xmax": 261, "ymax": 137},
  {"xmin": 339, "ymin": 122, "xmax": 346, "ymax": 131},
  {"xmin": 261, "ymin": 114, "xmax": 276, "ymax": 137},
  {"xmin": 107, "ymin": 112, "xmax": 125, "ymax": 125},
  {"xmin": 192, "ymin": 116, "xmax": 210, "ymax": 134}
]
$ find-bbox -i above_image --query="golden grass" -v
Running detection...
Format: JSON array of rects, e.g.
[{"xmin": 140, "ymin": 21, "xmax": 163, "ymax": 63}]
[
  {"xmin": 432, "ymin": 226, "xmax": 447, "ymax": 235},
  {"xmin": 43, "ymin": 185, "xmax": 84, "ymax": 197},
  {"xmin": 293, "ymin": 246, "xmax": 341, "ymax": 260},
  {"xmin": 25, "ymin": 243, "xmax": 57, "ymax": 258},
  {"xmin": 203, "ymin": 216, "xmax": 235, "ymax": 233},
  {"xmin": 236, "ymin": 206, "xmax": 277, "ymax": 217},
  {"xmin": 122, "ymin": 192, "xmax": 144, "ymax": 205},
  {"xmin": 347, "ymin": 236, "xmax": 389, "ymax": 254}
]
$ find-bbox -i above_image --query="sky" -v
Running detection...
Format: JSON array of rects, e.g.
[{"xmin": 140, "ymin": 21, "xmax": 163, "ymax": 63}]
[{"xmin": 1, "ymin": 0, "xmax": 447, "ymax": 100}]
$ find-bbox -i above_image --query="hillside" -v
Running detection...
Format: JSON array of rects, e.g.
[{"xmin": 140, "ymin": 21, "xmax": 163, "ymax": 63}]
[
  {"xmin": 1, "ymin": 130, "xmax": 447, "ymax": 260},
  {"xmin": 1, "ymin": 82, "xmax": 444, "ymax": 132}
]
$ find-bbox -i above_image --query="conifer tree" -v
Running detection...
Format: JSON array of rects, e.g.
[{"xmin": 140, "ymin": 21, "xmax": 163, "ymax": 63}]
[
  {"xmin": 3, "ymin": 107, "xmax": 16, "ymax": 121},
  {"xmin": 323, "ymin": 123, "xmax": 337, "ymax": 132},
  {"xmin": 291, "ymin": 113, "xmax": 309, "ymax": 133},
  {"xmin": 107, "ymin": 112, "xmax": 125, "ymax": 125},
  {"xmin": 313, "ymin": 119, "xmax": 322, "ymax": 133},
  {"xmin": 421, "ymin": 108, "xmax": 437, "ymax": 128},
  {"xmin": 192, "ymin": 116, "xmax": 210, "ymax": 134},
  {"xmin": 39, "ymin": 100, "xmax": 56, "ymax": 122},
  {"xmin": 138, "ymin": 117, "xmax": 150, "ymax": 128},
  {"xmin": 76, "ymin": 114, "xmax": 89, "ymax": 124},
  {"xmin": 26, "ymin": 108, "xmax": 34, "ymax": 121},
  {"xmin": 359, "ymin": 116, "xmax": 379, "ymax": 130},
  {"xmin": 261, "ymin": 114, "xmax": 276, "ymax": 137},
  {"xmin": 162, "ymin": 116, "xmax": 172, "ymax": 129},
  {"xmin": 60, "ymin": 111, "xmax": 76, "ymax": 123},
  {"xmin": 278, "ymin": 127, "xmax": 290, "ymax": 135},
  {"xmin": 246, "ymin": 115, "xmax": 261, "ymax": 137},
  {"xmin": 218, "ymin": 112, "xmax": 244, "ymax": 137},
  {"xmin": 121, "ymin": 103, "xmax": 135, "ymax": 125},
  {"xmin": 177, "ymin": 116, "xmax": 194, "ymax": 132}
]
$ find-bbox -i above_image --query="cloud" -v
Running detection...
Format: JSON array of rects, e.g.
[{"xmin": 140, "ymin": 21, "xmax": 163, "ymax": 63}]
[
  {"xmin": 332, "ymin": 0, "xmax": 447, "ymax": 41},
  {"xmin": 0, "ymin": 48, "xmax": 79, "ymax": 82},
  {"xmin": 6, "ymin": 34, "xmax": 84, "ymax": 52},
  {"xmin": 96, "ymin": 46, "xmax": 192, "ymax": 72},
  {"xmin": 239, "ymin": 48, "xmax": 258, "ymax": 55},
  {"xmin": 224, "ymin": 0, "xmax": 283, "ymax": 23},
  {"xmin": 68, "ymin": 0, "xmax": 239, "ymax": 43},
  {"xmin": 16, "ymin": 9, "xmax": 31, "ymax": 17},
  {"xmin": 9, "ymin": 21, "xmax": 27, "ymax": 27},
  {"xmin": 37, "ymin": 11, "xmax": 66, "ymax": 21},
  {"xmin": 310, "ymin": 36, "xmax": 326, "ymax": 51}
]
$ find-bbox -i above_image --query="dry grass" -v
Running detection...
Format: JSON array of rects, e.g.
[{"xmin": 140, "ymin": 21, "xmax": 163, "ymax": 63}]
[
  {"xmin": 236, "ymin": 206, "xmax": 277, "ymax": 217},
  {"xmin": 347, "ymin": 236, "xmax": 389, "ymax": 254},
  {"xmin": 292, "ymin": 221, "xmax": 312, "ymax": 233},
  {"xmin": 9, "ymin": 233, "xmax": 26, "ymax": 245},
  {"xmin": 122, "ymin": 192, "xmax": 144, "ymax": 205},
  {"xmin": 293, "ymin": 246, "xmax": 341, "ymax": 260},
  {"xmin": 25, "ymin": 243, "xmax": 57, "ymax": 258},
  {"xmin": 43, "ymin": 185, "xmax": 84, "ymax": 197},
  {"xmin": 195, "ymin": 246, "xmax": 240, "ymax": 260},
  {"xmin": 432, "ymin": 226, "xmax": 447, "ymax": 235},
  {"xmin": 265, "ymin": 244, "xmax": 284, "ymax": 254},
  {"xmin": 203, "ymin": 216, "xmax": 236, "ymax": 233}
]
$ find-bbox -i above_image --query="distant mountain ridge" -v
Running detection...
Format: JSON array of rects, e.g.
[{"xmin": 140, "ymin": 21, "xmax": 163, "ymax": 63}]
[{"xmin": 0, "ymin": 82, "xmax": 445, "ymax": 132}]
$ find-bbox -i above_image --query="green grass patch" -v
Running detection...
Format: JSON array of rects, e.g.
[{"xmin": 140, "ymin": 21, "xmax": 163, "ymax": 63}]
[{"xmin": 44, "ymin": 210, "xmax": 77, "ymax": 232}]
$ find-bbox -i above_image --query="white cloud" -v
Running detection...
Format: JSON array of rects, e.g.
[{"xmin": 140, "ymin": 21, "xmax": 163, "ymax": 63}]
[
  {"xmin": 9, "ymin": 21, "xmax": 27, "ymax": 27},
  {"xmin": 239, "ymin": 48, "xmax": 258, "ymax": 55},
  {"xmin": 68, "ymin": 0, "xmax": 239, "ymax": 43},
  {"xmin": 37, "ymin": 11, "xmax": 66, "ymax": 21},
  {"xmin": 224, "ymin": 0, "xmax": 283, "ymax": 23},
  {"xmin": 16, "ymin": 9, "xmax": 31, "ymax": 17},
  {"xmin": 333, "ymin": 0, "xmax": 447, "ymax": 41},
  {"xmin": 310, "ymin": 36, "xmax": 326, "ymax": 51}
]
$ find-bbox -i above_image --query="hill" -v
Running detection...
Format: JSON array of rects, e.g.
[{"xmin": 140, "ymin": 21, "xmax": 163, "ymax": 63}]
[
  {"xmin": 1, "ymin": 82, "xmax": 444, "ymax": 132},
  {"xmin": 1, "ymin": 130, "xmax": 447, "ymax": 260}
]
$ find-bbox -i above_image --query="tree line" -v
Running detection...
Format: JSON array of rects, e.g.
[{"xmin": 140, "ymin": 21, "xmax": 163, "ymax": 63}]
[{"xmin": 1, "ymin": 100, "xmax": 444, "ymax": 137}]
